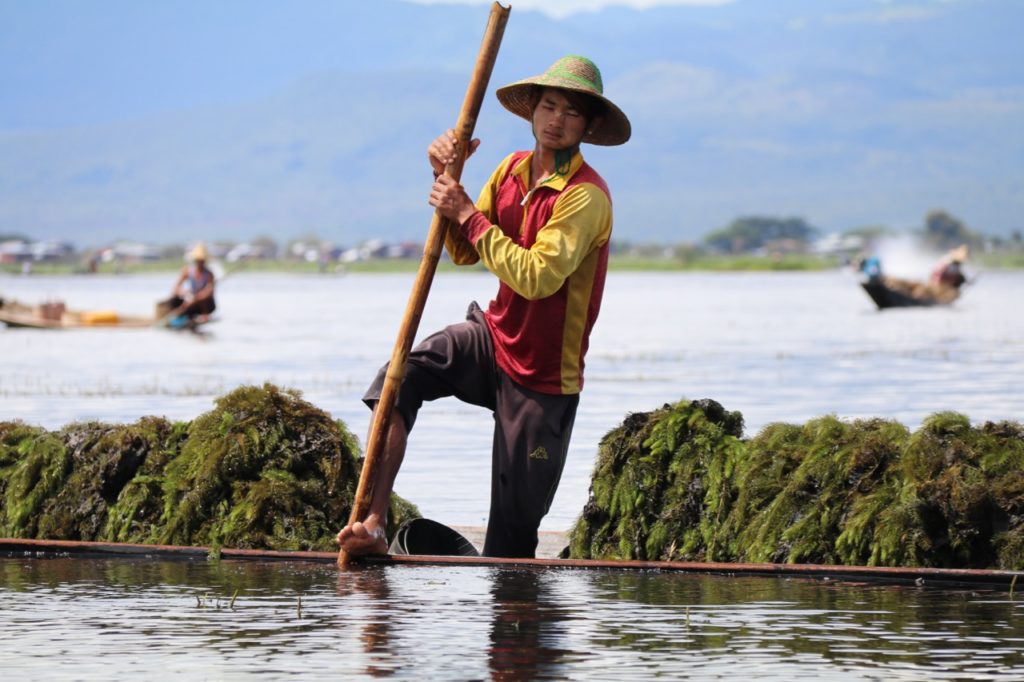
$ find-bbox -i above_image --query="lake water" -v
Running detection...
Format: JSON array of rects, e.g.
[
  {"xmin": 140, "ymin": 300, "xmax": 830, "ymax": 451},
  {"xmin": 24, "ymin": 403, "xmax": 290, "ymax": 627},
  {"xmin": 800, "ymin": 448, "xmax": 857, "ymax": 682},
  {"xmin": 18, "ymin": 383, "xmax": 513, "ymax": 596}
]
[
  {"xmin": 3, "ymin": 269, "xmax": 1024, "ymax": 680},
  {"xmin": 2, "ymin": 269, "xmax": 1022, "ymax": 532},
  {"xmin": 2, "ymin": 555, "xmax": 1024, "ymax": 680}
]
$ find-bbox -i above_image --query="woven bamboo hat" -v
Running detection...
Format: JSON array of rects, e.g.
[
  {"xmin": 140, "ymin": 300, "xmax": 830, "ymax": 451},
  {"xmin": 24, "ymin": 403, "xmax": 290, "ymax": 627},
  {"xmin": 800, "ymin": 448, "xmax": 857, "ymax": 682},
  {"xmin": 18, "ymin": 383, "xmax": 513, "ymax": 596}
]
[
  {"xmin": 948, "ymin": 244, "xmax": 969, "ymax": 263},
  {"xmin": 496, "ymin": 55, "xmax": 631, "ymax": 146},
  {"xmin": 189, "ymin": 242, "xmax": 209, "ymax": 261}
]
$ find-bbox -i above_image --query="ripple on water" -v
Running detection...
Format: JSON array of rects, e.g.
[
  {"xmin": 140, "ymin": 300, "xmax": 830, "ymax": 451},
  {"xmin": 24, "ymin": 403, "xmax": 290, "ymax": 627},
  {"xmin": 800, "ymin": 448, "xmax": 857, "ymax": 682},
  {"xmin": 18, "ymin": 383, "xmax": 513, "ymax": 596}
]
[{"xmin": 4, "ymin": 557, "xmax": 1024, "ymax": 680}]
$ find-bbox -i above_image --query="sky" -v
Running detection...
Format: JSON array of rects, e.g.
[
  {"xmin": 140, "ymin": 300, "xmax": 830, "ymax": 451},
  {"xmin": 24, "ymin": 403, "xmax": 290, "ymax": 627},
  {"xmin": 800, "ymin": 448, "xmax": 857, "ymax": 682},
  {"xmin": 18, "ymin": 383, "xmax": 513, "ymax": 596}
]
[
  {"xmin": 407, "ymin": 0, "xmax": 734, "ymax": 19},
  {"xmin": 0, "ymin": 0, "xmax": 1019, "ymax": 247}
]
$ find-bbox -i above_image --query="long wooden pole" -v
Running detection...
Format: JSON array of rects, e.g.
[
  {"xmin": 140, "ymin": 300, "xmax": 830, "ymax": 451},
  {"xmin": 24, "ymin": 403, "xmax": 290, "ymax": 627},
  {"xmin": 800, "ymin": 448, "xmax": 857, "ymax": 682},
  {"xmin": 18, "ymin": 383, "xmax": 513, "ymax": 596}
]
[{"xmin": 339, "ymin": 2, "xmax": 510, "ymax": 566}]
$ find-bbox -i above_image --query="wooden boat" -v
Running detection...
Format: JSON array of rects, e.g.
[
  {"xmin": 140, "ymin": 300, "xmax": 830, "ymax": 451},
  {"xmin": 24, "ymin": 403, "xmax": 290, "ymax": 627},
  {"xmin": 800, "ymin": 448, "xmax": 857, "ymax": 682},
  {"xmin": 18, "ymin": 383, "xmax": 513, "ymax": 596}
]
[
  {"xmin": 1, "ymin": 537, "xmax": 1020, "ymax": 591},
  {"xmin": 0, "ymin": 296, "xmax": 211, "ymax": 330},
  {"xmin": 860, "ymin": 276, "xmax": 961, "ymax": 310}
]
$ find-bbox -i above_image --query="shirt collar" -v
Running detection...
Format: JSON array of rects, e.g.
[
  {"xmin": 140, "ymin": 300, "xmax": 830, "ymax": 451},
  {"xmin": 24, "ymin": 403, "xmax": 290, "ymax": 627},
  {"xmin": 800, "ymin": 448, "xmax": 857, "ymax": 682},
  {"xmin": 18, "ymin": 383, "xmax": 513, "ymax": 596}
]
[{"xmin": 511, "ymin": 150, "xmax": 584, "ymax": 193}]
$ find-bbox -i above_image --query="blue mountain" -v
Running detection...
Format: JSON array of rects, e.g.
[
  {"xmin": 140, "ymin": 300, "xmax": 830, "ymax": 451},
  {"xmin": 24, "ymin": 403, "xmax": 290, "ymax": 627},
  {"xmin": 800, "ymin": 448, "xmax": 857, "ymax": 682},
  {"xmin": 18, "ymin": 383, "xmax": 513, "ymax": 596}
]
[{"xmin": 1, "ymin": 0, "xmax": 1020, "ymax": 247}]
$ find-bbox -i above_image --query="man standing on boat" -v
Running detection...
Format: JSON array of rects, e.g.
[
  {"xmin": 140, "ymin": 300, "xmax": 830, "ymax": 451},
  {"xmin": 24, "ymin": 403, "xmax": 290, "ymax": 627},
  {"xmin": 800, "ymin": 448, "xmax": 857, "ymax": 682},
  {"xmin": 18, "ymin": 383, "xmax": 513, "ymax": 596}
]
[{"xmin": 337, "ymin": 55, "xmax": 631, "ymax": 558}]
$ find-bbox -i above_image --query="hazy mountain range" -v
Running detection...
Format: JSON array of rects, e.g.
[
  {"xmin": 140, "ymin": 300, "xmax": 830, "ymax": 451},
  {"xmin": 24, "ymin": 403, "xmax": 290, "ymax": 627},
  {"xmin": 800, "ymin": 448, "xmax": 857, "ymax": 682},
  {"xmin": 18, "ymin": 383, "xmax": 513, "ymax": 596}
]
[{"xmin": 1, "ymin": 0, "xmax": 1021, "ymax": 248}]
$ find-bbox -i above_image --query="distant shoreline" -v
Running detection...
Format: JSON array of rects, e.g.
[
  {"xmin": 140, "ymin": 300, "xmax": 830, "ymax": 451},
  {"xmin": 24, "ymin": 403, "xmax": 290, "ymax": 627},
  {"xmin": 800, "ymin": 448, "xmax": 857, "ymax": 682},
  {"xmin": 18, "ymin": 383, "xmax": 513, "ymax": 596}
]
[{"xmin": 4, "ymin": 251, "xmax": 1022, "ymax": 277}]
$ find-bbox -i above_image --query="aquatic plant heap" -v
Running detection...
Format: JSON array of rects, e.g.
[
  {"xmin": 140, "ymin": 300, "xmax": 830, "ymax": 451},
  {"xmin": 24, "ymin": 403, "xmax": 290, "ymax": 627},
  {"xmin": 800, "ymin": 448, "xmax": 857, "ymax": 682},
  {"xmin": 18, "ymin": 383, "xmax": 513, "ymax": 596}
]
[
  {"xmin": 568, "ymin": 399, "xmax": 1024, "ymax": 570},
  {"xmin": 0, "ymin": 384, "xmax": 418, "ymax": 552}
]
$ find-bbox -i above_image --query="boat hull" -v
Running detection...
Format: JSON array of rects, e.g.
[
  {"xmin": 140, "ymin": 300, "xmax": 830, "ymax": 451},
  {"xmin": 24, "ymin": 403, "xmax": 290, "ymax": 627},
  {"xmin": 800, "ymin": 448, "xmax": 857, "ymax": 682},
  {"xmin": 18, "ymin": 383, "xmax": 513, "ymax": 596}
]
[{"xmin": 860, "ymin": 277, "xmax": 960, "ymax": 310}]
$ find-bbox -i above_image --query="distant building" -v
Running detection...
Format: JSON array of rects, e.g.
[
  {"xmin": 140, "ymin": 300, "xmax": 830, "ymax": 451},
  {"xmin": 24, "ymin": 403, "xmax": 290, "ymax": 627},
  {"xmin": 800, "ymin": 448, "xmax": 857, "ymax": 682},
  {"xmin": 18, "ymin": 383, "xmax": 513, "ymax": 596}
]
[
  {"xmin": 30, "ymin": 240, "xmax": 76, "ymax": 262},
  {"xmin": 226, "ymin": 242, "xmax": 276, "ymax": 262},
  {"xmin": 0, "ymin": 239, "xmax": 75, "ymax": 263},
  {"xmin": 0, "ymin": 240, "xmax": 32, "ymax": 263},
  {"xmin": 813, "ymin": 233, "xmax": 866, "ymax": 257},
  {"xmin": 108, "ymin": 241, "xmax": 163, "ymax": 262}
]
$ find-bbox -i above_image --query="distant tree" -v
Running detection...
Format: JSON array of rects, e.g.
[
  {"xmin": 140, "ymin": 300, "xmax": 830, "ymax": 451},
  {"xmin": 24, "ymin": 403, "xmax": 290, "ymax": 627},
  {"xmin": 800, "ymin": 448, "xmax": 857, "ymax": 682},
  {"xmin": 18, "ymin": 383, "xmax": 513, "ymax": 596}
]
[
  {"xmin": 157, "ymin": 243, "xmax": 183, "ymax": 260},
  {"xmin": 843, "ymin": 225, "xmax": 896, "ymax": 241},
  {"xmin": 703, "ymin": 216, "xmax": 817, "ymax": 254},
  {"xmin": 921, "ymin": 210, "xmax": 982, "ymax": 250},
  {"xmin": 0, "ymin": 233, "xmax": 30, "ymax": 243},
  {"xmin": 250, "ymin": 235, "xmax": 280, "ymax": 259}
]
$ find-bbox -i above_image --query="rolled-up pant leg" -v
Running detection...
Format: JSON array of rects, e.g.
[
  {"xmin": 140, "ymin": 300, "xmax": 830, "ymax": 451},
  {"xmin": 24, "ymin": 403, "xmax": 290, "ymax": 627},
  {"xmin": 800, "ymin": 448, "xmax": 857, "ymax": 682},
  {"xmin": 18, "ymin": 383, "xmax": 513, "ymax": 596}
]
[{"xmin": 362, "ymin": 303, "xmax": 497, "ymax": 430}]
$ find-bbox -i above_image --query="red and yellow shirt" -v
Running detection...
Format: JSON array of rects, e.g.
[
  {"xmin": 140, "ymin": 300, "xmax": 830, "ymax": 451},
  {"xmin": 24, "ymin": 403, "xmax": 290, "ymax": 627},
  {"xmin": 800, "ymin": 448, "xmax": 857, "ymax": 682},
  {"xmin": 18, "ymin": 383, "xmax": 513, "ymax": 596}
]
[{"xmin": 445, "ymin": 150, "xmax": 612, "ymax": 395}]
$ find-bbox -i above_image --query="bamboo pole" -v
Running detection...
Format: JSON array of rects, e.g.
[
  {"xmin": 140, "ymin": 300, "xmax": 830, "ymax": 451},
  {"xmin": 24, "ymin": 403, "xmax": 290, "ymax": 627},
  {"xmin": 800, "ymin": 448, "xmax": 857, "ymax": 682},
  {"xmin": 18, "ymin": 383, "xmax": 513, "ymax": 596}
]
[{"xmin": 339, "ymin": 2, "xmax": 511, "ymax": 567}]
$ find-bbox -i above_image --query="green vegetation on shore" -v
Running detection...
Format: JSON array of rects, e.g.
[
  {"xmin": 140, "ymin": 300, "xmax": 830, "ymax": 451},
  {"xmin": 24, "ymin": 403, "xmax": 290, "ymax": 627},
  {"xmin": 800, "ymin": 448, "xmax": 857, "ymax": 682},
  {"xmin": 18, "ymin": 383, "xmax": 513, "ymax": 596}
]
[
  {"xmin": 5, "ymin": 247, "xmax": 1024, "ymax": 278},
  {"xmin": 7, "ymin": 208, "xmax": 1021, "ymax": 277}
]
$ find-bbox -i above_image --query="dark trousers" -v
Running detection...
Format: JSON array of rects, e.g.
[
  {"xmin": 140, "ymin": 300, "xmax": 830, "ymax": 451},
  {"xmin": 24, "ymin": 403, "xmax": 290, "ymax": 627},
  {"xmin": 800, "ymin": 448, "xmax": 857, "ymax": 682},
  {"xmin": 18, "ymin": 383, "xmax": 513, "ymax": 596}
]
[
  {"xmin": 161, "ymin": 295, "xmax": 216, "ymax": 318},
  {"xmin": 363, "ymin": 302, "xmax": 578, "ymax": 558}
]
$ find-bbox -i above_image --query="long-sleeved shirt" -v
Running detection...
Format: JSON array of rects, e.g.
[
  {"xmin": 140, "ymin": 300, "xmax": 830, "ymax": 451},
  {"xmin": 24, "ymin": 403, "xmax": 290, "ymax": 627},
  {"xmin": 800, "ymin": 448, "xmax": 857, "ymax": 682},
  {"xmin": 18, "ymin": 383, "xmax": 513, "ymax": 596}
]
[{"xmin": 444, "ymin": 150, "xmax": 612, "ymax": 395}]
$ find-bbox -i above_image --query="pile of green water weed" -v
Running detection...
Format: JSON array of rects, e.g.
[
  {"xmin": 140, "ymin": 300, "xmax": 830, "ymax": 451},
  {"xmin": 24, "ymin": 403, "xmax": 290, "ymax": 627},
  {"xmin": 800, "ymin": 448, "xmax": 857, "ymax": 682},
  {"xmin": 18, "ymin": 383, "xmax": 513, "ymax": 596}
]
[
  {"xmin": 1, "ymin": 384, "xmax": 419, "ymax": 552},
  {"xmin": 902, "ymin": 413, "xmax": 1024, "ymax": 569},
  {"xmin": 723, "ymin": 416, "xmax": 912, "ymax": 566},
  {"xmin": 568, "ymin": 399, "xmax": 744, "ymax": 561},
  {"xmin": 1, "ymin": 420, "xmax": 70, "ymax": 538},
  {"xmin": 568, "ymin": 400, "xmax": 1024, "ymax": 570},
  {"xmin": 37, "ymin": 417, "xmax": 185, "ymax": 541}
]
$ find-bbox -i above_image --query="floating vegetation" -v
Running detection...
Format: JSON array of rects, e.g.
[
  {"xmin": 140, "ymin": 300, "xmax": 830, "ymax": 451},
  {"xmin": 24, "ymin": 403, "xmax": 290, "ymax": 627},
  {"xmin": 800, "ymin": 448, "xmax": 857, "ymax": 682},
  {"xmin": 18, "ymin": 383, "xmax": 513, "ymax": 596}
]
[
  {"xmin": 0, "ymin": 383, "xmax": 418, "ymax": 552},
  {"xmin": 42, "ymin": 417, "xmax": 186, "ymax": 542},
  {"xmin": 568, "ymin": 399, "xmax": 1024, "ymax": 570},
  {"xmin": 9, "ymin": 386, "xmax": 1023, "ymax": 569},
  {"xmin": 1, "ymin": 421, "xmax": 70, "ymax": 538}
]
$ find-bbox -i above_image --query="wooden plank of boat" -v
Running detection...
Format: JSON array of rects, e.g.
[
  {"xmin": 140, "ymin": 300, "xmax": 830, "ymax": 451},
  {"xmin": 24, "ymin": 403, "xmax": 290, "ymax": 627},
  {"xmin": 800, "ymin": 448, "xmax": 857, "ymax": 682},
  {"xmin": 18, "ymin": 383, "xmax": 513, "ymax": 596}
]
[
  {"xmin": 0, "ymin": 297, "xmax": 208, "ymax": 330},
  {"xmin": 2, "ymin": 537, "xmax": 1020, "ymax": 590},
  {"xmin": 0, "ymin": 297, "xmax": 151, "ymax": 328}
]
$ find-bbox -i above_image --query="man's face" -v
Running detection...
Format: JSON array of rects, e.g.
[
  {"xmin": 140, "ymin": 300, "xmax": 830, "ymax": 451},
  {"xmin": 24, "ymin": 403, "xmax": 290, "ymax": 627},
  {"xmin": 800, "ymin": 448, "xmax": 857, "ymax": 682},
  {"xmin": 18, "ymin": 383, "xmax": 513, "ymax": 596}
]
[{"xmin": 532, "ymin": 88, "xmax": 588, "ymax": 152}]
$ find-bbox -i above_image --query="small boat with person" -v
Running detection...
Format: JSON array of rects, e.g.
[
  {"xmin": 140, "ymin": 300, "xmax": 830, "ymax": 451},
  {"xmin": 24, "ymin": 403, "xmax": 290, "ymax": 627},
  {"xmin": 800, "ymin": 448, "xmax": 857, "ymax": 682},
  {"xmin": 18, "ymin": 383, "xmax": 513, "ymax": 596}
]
[
  {"xmin": 0, "ymin": 296, "xmax": 211, "ymax": 330},
  {"xmin": 1, "ymin": 242, "xmax": 221, "ymax": 331},
  {"xmin": 857, "ymin": 244, "xmax": 970, "ymax": 310}
]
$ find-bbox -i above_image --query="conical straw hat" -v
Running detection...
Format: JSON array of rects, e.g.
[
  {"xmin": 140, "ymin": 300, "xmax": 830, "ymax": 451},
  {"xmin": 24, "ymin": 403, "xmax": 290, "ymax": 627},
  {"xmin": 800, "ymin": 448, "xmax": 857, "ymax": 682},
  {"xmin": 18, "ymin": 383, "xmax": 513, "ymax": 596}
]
[
  {"xmin": 948, "ymin": 244, "xmax": 969, "ymax": 262},
  {"xmin": 496, "ymin": 55, "xmax": 631, "ymax": 146},
  {"xmin": 189, "ymin": 242, "xmax": 209, "ymax": 261}
]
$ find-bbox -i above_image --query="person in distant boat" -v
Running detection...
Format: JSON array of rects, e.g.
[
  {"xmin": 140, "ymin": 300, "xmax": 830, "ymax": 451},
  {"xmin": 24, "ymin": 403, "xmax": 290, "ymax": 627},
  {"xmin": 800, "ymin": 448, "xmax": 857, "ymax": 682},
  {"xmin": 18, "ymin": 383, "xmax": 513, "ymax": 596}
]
[
  {"xmin": 337, "ymin": 55, "xmax": 630, "ymax": 559},
  {"xmin": 857, "ymin": 255, "xmax": 882, "ymax": 283},
  {"xmin": 162, "ymin": 242, "xmax": 216, "ymax": 322},
  {"xmin": 930, "ymin": 244, "xmax": 969, "ymax": 290}
]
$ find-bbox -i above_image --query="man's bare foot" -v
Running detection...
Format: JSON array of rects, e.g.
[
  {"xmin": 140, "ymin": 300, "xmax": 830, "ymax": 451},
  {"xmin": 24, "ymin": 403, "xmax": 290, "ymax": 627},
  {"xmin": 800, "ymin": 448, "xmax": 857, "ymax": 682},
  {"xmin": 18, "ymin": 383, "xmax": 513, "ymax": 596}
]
[{"xmin": 336, "ymin": 515, "xmax": 389, "ymax": 556}]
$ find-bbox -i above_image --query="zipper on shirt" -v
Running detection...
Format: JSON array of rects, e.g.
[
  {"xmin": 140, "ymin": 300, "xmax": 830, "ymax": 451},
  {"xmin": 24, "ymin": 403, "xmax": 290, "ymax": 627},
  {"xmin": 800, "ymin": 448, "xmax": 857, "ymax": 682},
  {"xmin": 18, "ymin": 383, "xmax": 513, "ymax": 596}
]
[{"xmin": 520, "ymin": 174, "xmax": 556, "ymax": 207}]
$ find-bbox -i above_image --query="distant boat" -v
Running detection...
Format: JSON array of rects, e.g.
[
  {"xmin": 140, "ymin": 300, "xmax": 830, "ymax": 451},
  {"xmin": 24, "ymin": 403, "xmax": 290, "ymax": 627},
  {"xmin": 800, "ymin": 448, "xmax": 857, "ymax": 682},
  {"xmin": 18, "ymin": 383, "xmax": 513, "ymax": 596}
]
[
  {"xmin": 0, "ymin": 296, "xmax": 212, "ymax": 330},
  {"xmin": 860, "ymin": 276, "xmax": 961, "ymax": 310}
]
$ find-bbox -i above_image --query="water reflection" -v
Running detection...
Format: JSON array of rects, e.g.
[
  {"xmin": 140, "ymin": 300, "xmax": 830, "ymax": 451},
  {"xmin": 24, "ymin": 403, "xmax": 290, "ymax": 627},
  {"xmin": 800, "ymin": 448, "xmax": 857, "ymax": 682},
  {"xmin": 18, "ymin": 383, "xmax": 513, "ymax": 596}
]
[
  {"xmin": 579, "ymin": 571, "xmax": 1024, "ymax": 677},
  {"xmin": 332, "ymin": 568, "xmax": 393, "ymax": 677},
  {"xmin": 487, "ymin": 568, "xmax": 573, "ymax": 680},
  {"xmin": 332, "ymin": 566, "xmax": 577, "ymax": 679},
  {"xmin": 331, "ymin": 565, "xmax": 574, "ymax": 679},
  {"xmin": 3, "ymin": 556, "xmax": 1024, "ymax": 679}
]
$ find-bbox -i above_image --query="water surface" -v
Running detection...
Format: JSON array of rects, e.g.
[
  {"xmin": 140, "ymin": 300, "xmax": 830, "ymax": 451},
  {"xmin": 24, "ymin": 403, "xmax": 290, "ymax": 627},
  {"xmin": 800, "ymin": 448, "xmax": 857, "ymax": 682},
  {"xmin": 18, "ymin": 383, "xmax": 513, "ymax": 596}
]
[
  {"xmin": 2, "ymin": 270, "xmax": 1022, "ymax": 531},
  {"xmin": 2, "ymin": 555, "xmax": 1023, "ymax": 680}
]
